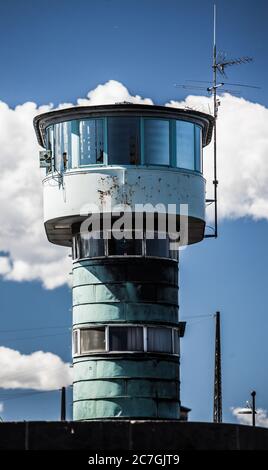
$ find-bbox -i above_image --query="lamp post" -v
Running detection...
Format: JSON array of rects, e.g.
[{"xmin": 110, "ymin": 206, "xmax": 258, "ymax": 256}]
[
  {"xmin": 238, "ymin": 390, "xmax": 257, "ymax": 427},
  {"xmin": 251, "ymin": 391, "xmax": 256, "ymax": 427}
]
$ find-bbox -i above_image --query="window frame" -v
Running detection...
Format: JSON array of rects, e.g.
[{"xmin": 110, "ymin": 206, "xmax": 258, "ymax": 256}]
[
  {"xmin": 107, "ymin": 116, "xmax": 141, "ymax": 166},
  {"xmin": 44, "ymin": 116, "xmax": 203, "ymax": 174},
  {"xmin": 73, "ymin": 324, "xmax": 180, "ymax": 357},
  {"xmin": 72, "ymin": 232, "xmax": 179, "ymax": 262},
  {"xmin": 79, "ymin": 326, "xmax": 106, "ymax": 354},
  {"xmin": 141, "ymin": 117, "xmax": 172, "ymax": 167},
  {"xmin": 79, "ymin": 118, "xmax": 106, "ymax": 167},
  {"xmin": 107, "ymin": 325, "xmax": 144, "ymax": 353}
]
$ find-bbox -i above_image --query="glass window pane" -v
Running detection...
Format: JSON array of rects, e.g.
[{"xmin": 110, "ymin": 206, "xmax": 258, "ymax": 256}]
[
  {"xmin": 195, "ymin": 125, "xmax": 202, "ymax": 172},
  {"xmin": 109, "ymin": 326, "xmax": 144, "ymax": 351},
  {"xmin": 147, "ymin": 327, "xmax": 172, "ymax": 353},
  {"xmin": 176, "ymin": 121, "xmax": 195, "ymax": 170},
  {"xmin": 173, "ymin": 330, "xmax": 179, "ymax": 354},
  {"xmin": 108, "ymin": 117, "xmax": 140, "ymax": 165},
  {"xmin": 46, "ymin": 126, "xmax": 53, "ymax": 151},
  {"xmin": 54, "ymin": 123, "xmax": 64, "ymax": 172},
  {"xmin": 146, "ymin": 237, "xmax": 169, "ymax": 257},
  {"xmin": 77, "ymin": 235, "xmax": 105, "ymax": 258},
  {"xmin": 76, "ymin": 235, "xmax": 105, "ymax": 259},
  {"xmin": 80, "ymin": 328, "xmax": 106, "ymax": 352},
  {"xmin": 144, "ymin": 119, "xmax": 170, "ymax": 165},
  {"xmin": 80, "ymin": 119, "xmax": 104, "ymax": 165},
  {"xmin": 108, "ymin": 238, "xmax": 142, "ymax": 256},
  {"xmin": 73, "ymin": 330, "xmax": 78, "ymax": 355},
  {"xmin": 71, "ymin": 120, "xmax": 79, "ymax": 168},
  {"xmin": 62, "ymin": 121, "xmax": 72, "ymax": 170}
]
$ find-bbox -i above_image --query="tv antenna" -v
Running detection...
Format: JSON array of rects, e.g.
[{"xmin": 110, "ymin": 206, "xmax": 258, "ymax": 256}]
[
  {"xmin": 207, "ymin": 4, "xmax": 254, "ymax": 238},
  {"xmin": 175, "ymin": 4, "xmax": 258, "ymax": 238}
]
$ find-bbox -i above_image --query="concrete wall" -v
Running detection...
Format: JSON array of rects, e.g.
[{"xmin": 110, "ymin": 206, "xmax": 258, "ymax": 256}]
[
  {"xmin": 43, "ymin": 166, "xmax": 206, "ymax": 245},
  {"xmin": 1, "ymin": 421, "xmax": 267, "ymax": 450}
]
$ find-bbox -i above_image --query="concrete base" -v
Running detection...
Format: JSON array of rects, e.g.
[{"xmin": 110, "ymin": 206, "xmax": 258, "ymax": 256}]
[{"xmin": 0, "ymin": 420, "xmax": 268, "ymax": 450}]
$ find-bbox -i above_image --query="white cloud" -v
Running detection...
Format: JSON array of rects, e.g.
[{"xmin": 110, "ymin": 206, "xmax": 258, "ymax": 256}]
[
  {"xmin": 0, "ymin": 256, "xmax": 11, "ymax": 275},
  {"xmin": 0, "ymin": 81, "xmax": 268, "ymax": 288},
  {"xmin": 231, "ymin": 406, "xmax": 268, "ymax": 428},
  {"xmin": 0, "ymin": 403, "xmax": 3, "ymax": 413},
  {"xmin": 167, "ymin": 94, "xmax": 268, "ymax": 221},
  {"xmin": 76, "ymin": 79, "xmax": 153, "ymax": 106},
  {"xmin": 0, "ymin": 100, "xmax": 71, "ymax": 289},
  {"xmin": 0, "ymin": 346, "xmax": 72, "ymax": 390}
]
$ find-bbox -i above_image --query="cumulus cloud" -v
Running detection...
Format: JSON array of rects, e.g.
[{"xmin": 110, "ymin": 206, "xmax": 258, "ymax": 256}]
[
  {"xmin": 76, "ymin": 79, "xmax": 153, "ymax": 106},
  {"xmin": 0, "ymin": 100, "xmax": 71, "ymax": 289},
  {"xmin": 232, "ymin": 406, "xmax": 268, "ymax": 428},
  {"xmin": 0, "ymin": 80, "xmax": 267, "ymax": 288},
  {"xmin": 0, "ymin": 346, "xmax": 72, "ymax": 390},
  {"xmin": 167, "ymin": 94, "xmax": 268, "ymax": 221}
]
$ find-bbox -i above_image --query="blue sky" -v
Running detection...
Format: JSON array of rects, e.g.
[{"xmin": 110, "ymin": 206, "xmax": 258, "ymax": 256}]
[{"xmin": 0, "ymin": 0, "xmax": 268, "ymax": 423}]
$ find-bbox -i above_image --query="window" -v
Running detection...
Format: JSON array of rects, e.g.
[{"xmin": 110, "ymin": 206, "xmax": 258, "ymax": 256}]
[
  {"xmin": 54, "ymin": 122, "xmax": 64, "ymax": 172},
  {"xmin": 176, "ymin": 121, "xmax": 195, "ymax": 170},
  {"xmin": 80, "ymin": 328, "xmax": 106, "ymax": 353},
  {"xmin": 108, "ymin": 117, "xmax": 140, "ymax": 165},
  {"xmin": 147, "ymin": 327, "xmax": 172, "ymax": 353},
  {"xmin": 74, "ymin": 325, "xmax": 179, "ymax": 355},
  {"xmin": 70, "ymin": 120, "xmax": 80, "ymax": 168},
  {"xmin": 73, "ymin": 330, "xmax": 79, "ymax": 355},
  {"xmin": 108, "ymin": 238, "xmax": 142, "ymax": 256},
  {"xmin": 46, "ymin": 126, "xmax": 53, "ymax": 153},
  {"xmin": 144, "ymin": 119, "xmax": 170, "ymax": 165},
  {"xmin": 173, "ymin": 329, "xmax": 180, "ymax": 355},
  {"xmin": 75, "ymin": 235, "xmax": 105, "ymax": 259},
  {"xmin": 109, "ymin": 326, "xmax": 144, "ymax": 351},
  {"xmin": 146, "ymin": 236, "xmax": 169, "ymax": 258},
  {"xmin": 195, "ymin": 125, "xmax": 202, "ymax": 172},
  {"xmin": 46, "ymin": 116, "xmax": 204, "ymax": 173},
  {"xmin": 80, "ymin": 119, "xmax": 104, "ymax": 165}
]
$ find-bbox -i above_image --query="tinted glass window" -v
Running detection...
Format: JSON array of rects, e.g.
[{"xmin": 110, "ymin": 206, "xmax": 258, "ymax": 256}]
[
  {"xmin": 109, "ymin": 326, "xmax": 143, "ymax": 351},
  {"xmin": 80, "ymin": 328, "xmax": 106, "ymax": 352},
  {"xmin": 108, "ymin": 117, "xmax": 140, "ymax": 165},
  {"xmin": 70, "ymin": 120, "xmax": 80, "ymax": 168},
  {"xmin": 144, "ymin": 119, "xmax": 170, "ymax": 165},
  {"xmin": 146, "ymin": 237, "xmax": 169, "ymax": 257},
  {"xmin": 173, "ymin": 330, "xmax": 179, "ymax": 355},
  {"xmin": 80, "ymin": 119, "xmax": 104, "ymax": 165},
  {"xmin": 108, "ymin": 238, "xmax": 142, "ymax": 256},
  {"xmin": 76, "ymin": 235, "xmax": 105, "ymax": 259},
  {"xmin": 147, "ymin": 327, "xmax": 172, "ymax": 353},
  {"xmin": 176, "ymin": 121, "xmax": 195, "ymax": 170},
  {"xmin": 195, "ymin": 125, "xmax": 202, "ymax": 172},
  {"xmin": 54, "ymin": 122, "xmax": 64, "ymax": 172}
]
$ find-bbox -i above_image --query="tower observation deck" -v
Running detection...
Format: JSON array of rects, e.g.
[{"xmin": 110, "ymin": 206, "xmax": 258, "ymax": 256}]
[{"xmin": 34, "ymin": 103, "xmax": 214, "ymax": 420}]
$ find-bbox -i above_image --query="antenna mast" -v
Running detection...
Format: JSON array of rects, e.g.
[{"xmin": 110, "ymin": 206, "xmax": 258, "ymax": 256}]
[
  {"xmin": 212, "ymin": 4, "xmax": 218, "ymax": 238},
  {"xmin": 213, "ymin": 311, "xmax": 222, "ymax": 423},
  {"xmin": 205, "ymin": 4, "xmax": 253, "ymax": 239}
]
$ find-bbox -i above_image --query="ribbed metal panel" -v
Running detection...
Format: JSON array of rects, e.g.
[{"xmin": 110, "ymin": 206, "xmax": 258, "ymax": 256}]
[{"xmin": 72, "ymin": 257, "xmax": 180, "ymax": 420}]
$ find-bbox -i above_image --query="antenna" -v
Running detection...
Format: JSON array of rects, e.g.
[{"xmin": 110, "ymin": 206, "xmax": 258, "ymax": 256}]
[
  {"xmin": 213, "ymin": 311, "xmax": 222, "ymax": 423},
  {"xmin": 175, "ymin": 5, "xmax": 256, "ymax": 239},
  {"xmin": 205, "ymin": 4, "xmax": 253, "ymax": 239}
]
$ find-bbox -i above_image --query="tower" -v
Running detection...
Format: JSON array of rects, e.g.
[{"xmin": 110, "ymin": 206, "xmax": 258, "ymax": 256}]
[{"xmin": 34, "ymin": 103, "xmax": 214, "ymax": 420}]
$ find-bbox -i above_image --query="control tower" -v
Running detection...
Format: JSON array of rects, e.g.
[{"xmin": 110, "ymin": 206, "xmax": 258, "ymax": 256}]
[{"xmin": 34, "ymin": 103, "xmax": 214, "ymax": 421}]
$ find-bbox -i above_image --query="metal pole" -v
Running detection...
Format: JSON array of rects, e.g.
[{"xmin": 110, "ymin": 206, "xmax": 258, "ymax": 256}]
[
  {"xmin": 213, "ymin": 4, "xmax": 218, "ymax": 238},
  {"xmin": 213, "ymin": 311, "xmax": 222, "ymax": 422},
  {"xmin": 61, "ymin": 386, "xmax": 66, "ymax": 421},
  {"xmin": 251, "ymin": 391, "xmax": 256, "ymax": 426}
]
